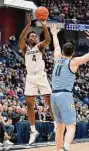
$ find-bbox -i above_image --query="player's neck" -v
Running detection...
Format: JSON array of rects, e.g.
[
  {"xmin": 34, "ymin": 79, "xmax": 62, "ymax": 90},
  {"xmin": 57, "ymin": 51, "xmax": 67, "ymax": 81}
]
[
  {"xmin": 63, "ymin": 55, "xmax": 72, "ymax": 59},
  {"xmin": 29, "ymin": 43, "xmax": 36, "ymax": 49}
]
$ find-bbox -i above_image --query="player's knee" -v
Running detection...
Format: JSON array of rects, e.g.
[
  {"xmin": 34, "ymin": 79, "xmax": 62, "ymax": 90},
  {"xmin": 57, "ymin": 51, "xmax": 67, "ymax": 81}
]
[{"xmin": 56, "ymin": 123, "xmax": 65, "ymax": 132}]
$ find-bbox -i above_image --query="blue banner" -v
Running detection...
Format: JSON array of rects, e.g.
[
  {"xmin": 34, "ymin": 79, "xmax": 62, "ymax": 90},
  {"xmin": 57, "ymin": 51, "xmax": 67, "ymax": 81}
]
[{"xmin": 65, "ymin": 24, "xmax": 89, "ymax": 31}]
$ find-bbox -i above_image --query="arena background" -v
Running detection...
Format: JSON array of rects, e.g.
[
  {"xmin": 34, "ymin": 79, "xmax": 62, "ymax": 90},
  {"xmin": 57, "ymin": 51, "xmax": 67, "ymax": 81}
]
[{"xmin": 0, "ymin": 0, "xmax": 89, "ymax": 151}]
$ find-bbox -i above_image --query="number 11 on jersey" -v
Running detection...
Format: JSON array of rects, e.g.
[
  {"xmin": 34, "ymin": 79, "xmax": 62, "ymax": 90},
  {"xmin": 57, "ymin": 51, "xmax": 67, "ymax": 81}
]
[{"xmin": 55, "ymin": 65, "xmax": 63, "ymax": 76}]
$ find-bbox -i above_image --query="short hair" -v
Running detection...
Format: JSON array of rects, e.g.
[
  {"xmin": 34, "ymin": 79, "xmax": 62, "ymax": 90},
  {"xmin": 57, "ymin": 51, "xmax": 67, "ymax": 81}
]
[
  {"xmin": 62, "ymin": 42, "xmax": 74, "ymax": 57},
  {"xmin": 26, "ymin": 31, "xmax": 37, "ymax": 39}
]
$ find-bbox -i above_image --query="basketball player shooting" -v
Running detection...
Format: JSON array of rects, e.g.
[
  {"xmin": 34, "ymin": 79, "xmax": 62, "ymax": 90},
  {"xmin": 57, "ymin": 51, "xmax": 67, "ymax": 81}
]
[
  {"xmin": 50, "ymin": 24, "xmax": 89, "ymax": 151},
  {"xmin": 19, "ymin": 14, "xmax": 54, "ymax": 145}
]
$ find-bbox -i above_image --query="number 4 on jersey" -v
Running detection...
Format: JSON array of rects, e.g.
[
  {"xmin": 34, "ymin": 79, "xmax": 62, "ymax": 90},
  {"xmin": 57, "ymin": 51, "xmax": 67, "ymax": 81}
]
[{"xmin": 32, "ymin": 55, "xmax": 36, "ymax": 62}]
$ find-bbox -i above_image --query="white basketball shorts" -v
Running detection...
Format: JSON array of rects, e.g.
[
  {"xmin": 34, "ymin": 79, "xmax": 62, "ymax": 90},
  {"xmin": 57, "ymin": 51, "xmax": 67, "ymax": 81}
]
[{"xmin": 24, "ymin": 71, "xmax": 52, "ymax": 96}]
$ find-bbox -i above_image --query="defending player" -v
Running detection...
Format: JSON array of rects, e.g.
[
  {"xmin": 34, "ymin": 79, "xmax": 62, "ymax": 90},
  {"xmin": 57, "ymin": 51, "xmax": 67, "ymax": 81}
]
[{"xmin": 50, "ymin": 24, "xmax": 89, "ymax": 151}]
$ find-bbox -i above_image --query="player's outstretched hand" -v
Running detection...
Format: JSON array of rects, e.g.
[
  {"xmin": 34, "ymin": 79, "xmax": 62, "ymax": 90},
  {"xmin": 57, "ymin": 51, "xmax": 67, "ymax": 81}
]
[
  {"xmin": 26, "ymin": 13, "xmax": 31, "ymax": 26},
  {"xmin": 85, "ymin": 30, "xmax": 89, "ymax": 39},
  {"xmin": 50, "ymin": 23, "xmax": 60, "ymax": 35}
]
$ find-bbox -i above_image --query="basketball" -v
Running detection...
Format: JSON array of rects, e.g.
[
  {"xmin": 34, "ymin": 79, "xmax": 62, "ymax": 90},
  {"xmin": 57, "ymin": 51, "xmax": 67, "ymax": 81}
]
[{"xmin": 35, "ymin": 6, "xmax": 49, "ymax": 21}]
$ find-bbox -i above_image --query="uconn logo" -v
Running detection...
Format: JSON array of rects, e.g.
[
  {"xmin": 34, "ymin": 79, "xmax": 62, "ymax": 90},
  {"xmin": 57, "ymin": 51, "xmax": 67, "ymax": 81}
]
[{"xmin": 26, "ymin": 50, "xmax": 39, "ymax": 55}]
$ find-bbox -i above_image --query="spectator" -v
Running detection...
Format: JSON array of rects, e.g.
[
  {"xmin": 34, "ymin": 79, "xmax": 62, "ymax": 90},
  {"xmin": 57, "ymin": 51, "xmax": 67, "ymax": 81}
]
[{"xmin": 0, "ymin": 104, "xmax": 14, "ymax": 145}]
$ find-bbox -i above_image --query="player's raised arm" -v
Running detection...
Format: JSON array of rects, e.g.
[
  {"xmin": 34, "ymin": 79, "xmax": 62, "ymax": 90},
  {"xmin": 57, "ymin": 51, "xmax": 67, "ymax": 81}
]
[
  {"xmin": 70, "ymin": 31, "xmax": 89, "ymax": 72},
  {"xmin": 71, "ymin": 31, "xmax": 89, "ymax": 69},
  {"xmin": 19, "ymin": 14, "xmax": 31, "ymax": 52},
  {"xmin": 50, "ymin": 23, "xmax": 61, "ymax": 59},
  {"xmin": 71, "ymin": 53, "xmax": 89, "ymax": 67},
  {"xmin": 38, "ymin": 20, "xmax": 51, "ymax": 51}
]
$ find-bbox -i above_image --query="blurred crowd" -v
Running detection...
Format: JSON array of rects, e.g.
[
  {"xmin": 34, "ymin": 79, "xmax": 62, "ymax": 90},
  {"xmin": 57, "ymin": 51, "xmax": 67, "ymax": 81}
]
[
  {"xmin": 75, "ymin": 42, "xmax": 89, "ymax": 56},
  {"xmin": 75, "ymin": 101, "xmax": 89, "ymax": 123},
  {"xmin": 74, "ymin": 62, "xmax": 89, "ymax": 101},
  {"xmin": 34, "ymin": 0, "xmax": 89, "ymax": 23}
]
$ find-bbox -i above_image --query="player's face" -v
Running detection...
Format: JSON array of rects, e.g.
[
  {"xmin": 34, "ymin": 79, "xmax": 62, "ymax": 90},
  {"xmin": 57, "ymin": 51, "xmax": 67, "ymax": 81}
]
[{"xmin": 29, "ymin": 33, "xmax": 37, "ymax": 44}]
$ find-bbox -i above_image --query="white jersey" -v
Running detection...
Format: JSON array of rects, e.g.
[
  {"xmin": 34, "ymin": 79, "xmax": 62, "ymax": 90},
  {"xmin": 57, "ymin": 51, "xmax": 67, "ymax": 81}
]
[{"xmin": 25, "ymin": 44, "xmax": 45, "ymax": 74}]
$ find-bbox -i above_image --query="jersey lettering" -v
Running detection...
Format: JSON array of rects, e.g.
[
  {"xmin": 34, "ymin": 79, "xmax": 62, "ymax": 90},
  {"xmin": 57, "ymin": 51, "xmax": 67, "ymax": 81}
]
[
  {"xmin": 55, "ymin": 64, "xmax": 63, "ymax": 76},
  {"xmin": 25, "ymin": 45, "xmax": 45, "ymax": 73},
  {"xmin": 26, "ymin": 50, "xmax": 39, "ymax": 55}
]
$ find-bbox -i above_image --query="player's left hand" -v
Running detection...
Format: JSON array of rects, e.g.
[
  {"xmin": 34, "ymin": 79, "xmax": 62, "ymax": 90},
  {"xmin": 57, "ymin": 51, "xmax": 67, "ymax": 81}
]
[
  {"xmin": 26, "ymin": 13, "xmax": 31, "ymax": 26},
  {"xmin": 85, "ymin": 30, "xmax": 89, "ymax": 39}
]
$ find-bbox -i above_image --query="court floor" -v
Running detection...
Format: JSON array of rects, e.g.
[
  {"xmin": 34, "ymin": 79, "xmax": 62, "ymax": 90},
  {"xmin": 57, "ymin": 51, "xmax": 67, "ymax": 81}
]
[{"xmin": 22, "ymin": 142, "xmax": 89, "ymax": 151}]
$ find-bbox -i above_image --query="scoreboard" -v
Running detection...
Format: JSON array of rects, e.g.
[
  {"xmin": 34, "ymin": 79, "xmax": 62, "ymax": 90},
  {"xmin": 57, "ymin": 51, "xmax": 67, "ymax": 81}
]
[{"xmin": 65, "ymin": 24, "xmax": 89, "ymax": 31}]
